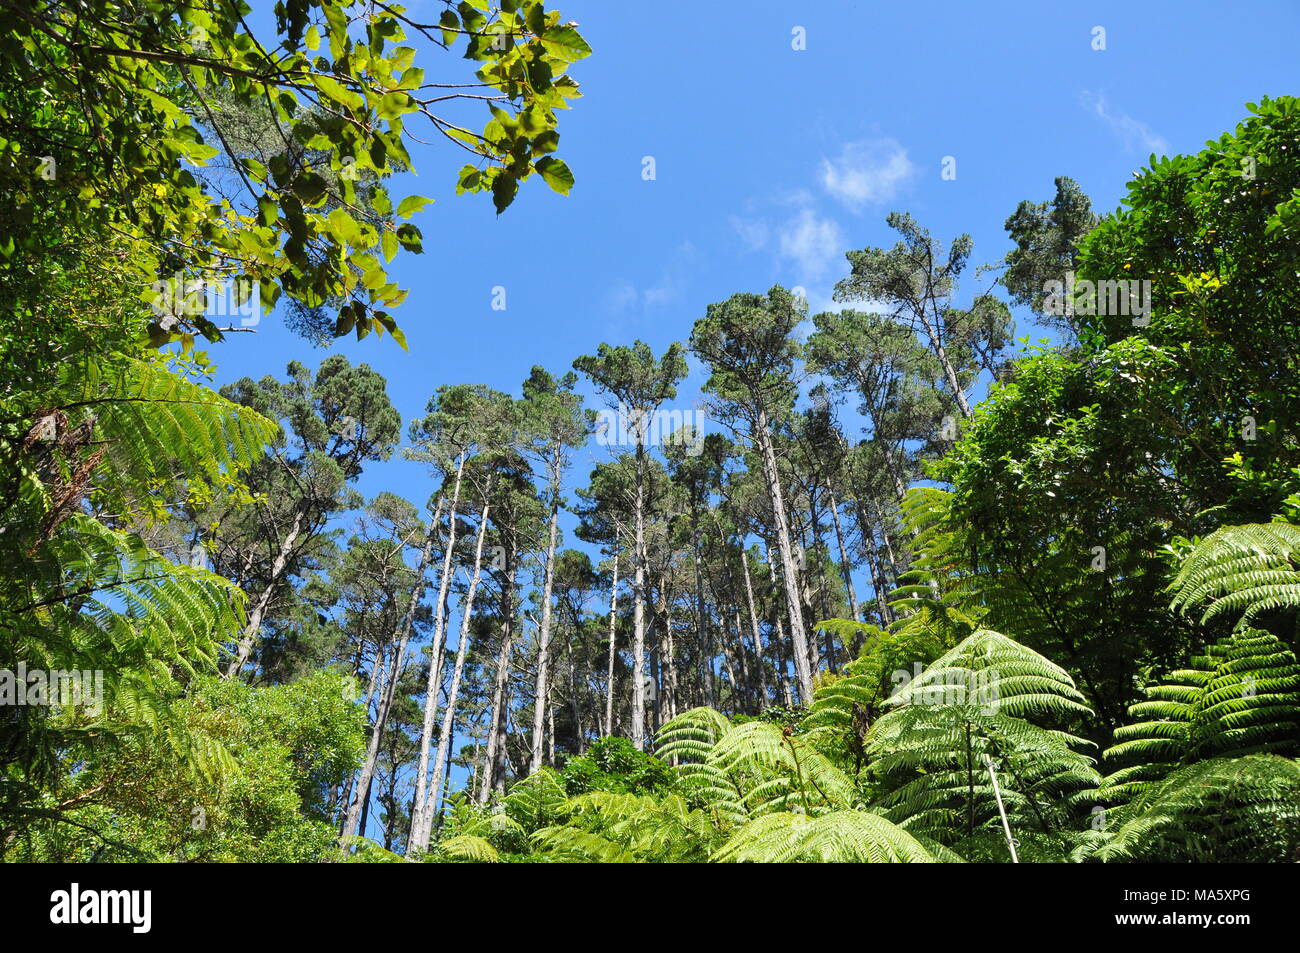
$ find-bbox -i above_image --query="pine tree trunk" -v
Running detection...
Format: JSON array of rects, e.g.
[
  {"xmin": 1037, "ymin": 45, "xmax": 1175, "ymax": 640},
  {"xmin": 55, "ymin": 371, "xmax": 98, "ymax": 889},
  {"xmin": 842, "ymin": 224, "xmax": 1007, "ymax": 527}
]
[
  {"xmin": 528, "ymin": 454, "xmax": 563, "ymax": 774},
  {"xmin": 630, "ymin": 425, "xmax": 648, "ymax": 750},
  {"xmin": 409, "ymin": 452, "xmax": 466, "ymax": 844},
  {"xmin": 225, "ymin": 507, "xmax": 304, "ymax": 677},
  {"xmin": 688, "ymin": 506, "xmax": 709, "ymax": 716},
  {"xmin": 740, "ymin": 547, "xmax": 767, "ymax": 707},
  {"xmin": 827, "ymin": 484, "xmax": 861, "ymax": 622},
  {"xmin": 414, "ymin": 491, "xmax": 492, "ymax": 850},
  {"xmin": 336, "ymin": 642, "xmax": 385, "ymax": 829},
  {"xmin": 660, "ymin": 571, "xmax": 677, "ymax": 721},
  {"xmin": 753, "ymin": 408, "xmax": 814, "ymax": 702},
  {"xmin": 478, "ymin": 563, "xmax": 515, "ymax": 804},
  {"xmin": 717, "ymin": 609, "xmax": 742, "ymax": 710},
  {"xmin": 546, "ymin": 697, "xmax": 555, "ymax": 766},
  {"xmin": 434, "ymin": 719, "xmax": 456, "ymax": 838},
  {"xmin": 604, "ymin": 549, "xmax": 619, "ymax": 738},
  {"xmin": 847, "ymin": 495, "xmax": 894, "ymax": 625},
  {"xmin": 774, "ymin": 613, "xmax": 795, "ymax": 707},
  {"xmin": 341, "ymin": 495, "xmax": 444, "ymax": 843},
  {"xmin": 565, "ymin": 633, "xmax": 584, "ymax": 754},
  {"xmin": 705, "ymin": 551, "xmax": 748, "ymax": 713},
  {"xmin": 917, "ymin": 311, "xmax": 973, "ymax": 419}
]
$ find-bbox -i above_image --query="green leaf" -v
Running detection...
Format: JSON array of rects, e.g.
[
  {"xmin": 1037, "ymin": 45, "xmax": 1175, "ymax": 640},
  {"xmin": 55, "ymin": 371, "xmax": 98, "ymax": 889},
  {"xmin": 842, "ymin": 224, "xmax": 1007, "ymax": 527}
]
[
  {"xmin": 439, "ymin": 9, "xmax": 460, "ymax": 45},
  {"xmin": 492, "ymin": 172, "xmax": 519, "ymax": 213},
  {"xmin": 539, "ymin": 25, "xmax": 591, "ymax": 61},
  {"xmin": 396, "ymin": 194, "xmax": 434, "ymax": 218},
  {"xmin": 398, "ymin": 67, "xmax": 425, "ymax": 90},
  {"xmin": 257, "ymin": 196, "xmax": 278, "ymax": 227},
  {"xmin": 535, "ymin": 156, "xmax": 573, "ymax": 195},
  {"xmin": 396, "ymin": 223, "xmax": 423, "ymax": 252},
  {"xmin": 376, "ymin": 91, "xmax": 413, "ymax": 121},
  {"xmin": 327, "ymin": 207, "xmax": 363, "ymax": 245}
]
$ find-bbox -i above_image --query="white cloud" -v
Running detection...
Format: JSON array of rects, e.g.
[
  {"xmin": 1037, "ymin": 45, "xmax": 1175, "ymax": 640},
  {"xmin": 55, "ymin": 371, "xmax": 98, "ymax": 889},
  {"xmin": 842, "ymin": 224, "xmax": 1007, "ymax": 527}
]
[
  {"xmin": 778, "ymin": 207, "xmax": 845, "ymax": 282},
  {"xmin": 603, "ymin": 242, "xmax": 695, "ymax": 315},
  {"xmin": 729, "ymin": 139, "xmax": 918, "ymax": 284},
  {"xmin": 1080, "ymin": 91, "xmax": 1169, "ymax": 155},
  {"xmin": 818, "ymin": 138, "xmax": 915, "ymax": 210},
  {"xmin": 603, "ymin": 280, "xmax": 638, "ymax": 314},
  {"xmin": 642, "ymin": 241, "xmax": 693, "ymax": 307},
  {"xmin": 642, "ymin": 277, "xmax": 680, "ymax": 308},
  {"xmin": 729, "ymin": 215, "xmax": 770, "ymax": 250}
]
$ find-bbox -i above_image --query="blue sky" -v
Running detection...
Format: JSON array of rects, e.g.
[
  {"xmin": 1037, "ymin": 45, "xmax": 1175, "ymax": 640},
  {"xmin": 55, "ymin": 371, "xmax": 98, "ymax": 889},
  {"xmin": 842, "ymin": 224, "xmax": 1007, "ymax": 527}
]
[
  {"xmin": 216, "ymin": 0, "xmax": 1300, "ymax": 515},
  {"xmin": 214, "ymin": 0, "xmax": 1298, "ymax": 823}
]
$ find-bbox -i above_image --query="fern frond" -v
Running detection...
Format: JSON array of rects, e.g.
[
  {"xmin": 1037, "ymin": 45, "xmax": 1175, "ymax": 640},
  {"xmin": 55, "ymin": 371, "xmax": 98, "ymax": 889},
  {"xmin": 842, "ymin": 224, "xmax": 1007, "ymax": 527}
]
[
  {"xmin": 714, "ymin": 810, "xmax": 942, "ymax": 863},
  {"xmin": 1089, "ymin": 756, "xmax": 1300, "ymax": 863},
  {"xmin": 530, "ymin": 826, "xmax": 640, "ymax": 863},
  {"xmin": 438, "ymin": 834, "xmax": 501, "ymax": 863},
  {"xmin": 1101, "ymin": 629, "xmax": 1300, "ymax": 802},
  {"xmin": 1169, "ymin": 522, "xmax": 1300, "ymax": 625}
]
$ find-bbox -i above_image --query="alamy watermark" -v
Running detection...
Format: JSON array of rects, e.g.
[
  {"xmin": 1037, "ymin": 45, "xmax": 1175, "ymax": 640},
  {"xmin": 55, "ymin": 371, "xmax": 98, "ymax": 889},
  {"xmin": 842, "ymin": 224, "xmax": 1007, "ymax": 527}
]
[
  {"xmin": 0, "ymin": 664, "xmax": 104, "ymax": 717},
  {"xmin": 50, "ymin": 883, "xmax": 151, "ymax": 933},
  {"xmin": 1042, "ymin": 270, "xmax": 1152, "ymax": 326},
  {"xmin": 148, "ymin": 272, "xmax": 260, "ymax": 328},
  {"xmin": 595, "ymin": 403, "xmax": 707, "ymax": 457},
  {"xmin": 891, "ymin": 663, "xmax": 1000, "ymax": 714}
]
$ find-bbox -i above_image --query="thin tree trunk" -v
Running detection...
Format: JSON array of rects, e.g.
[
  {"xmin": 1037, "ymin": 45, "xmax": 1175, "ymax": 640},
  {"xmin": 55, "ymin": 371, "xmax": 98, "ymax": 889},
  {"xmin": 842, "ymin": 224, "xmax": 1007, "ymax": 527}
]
[
  {"xmin": 529, "ymin": 451, "xmax": 563, "ymax": 773},
  {"xmin": 705, "ymin": 550, "xmax": 748, "ymax": 714},
  {"xmin": 850, "ymin": 381, "xmax": 910, "ymax": 505},
  {"xmin": 804, "ymin": 495, "xmax": 835, "ymax": 674},
  {"xmin": 913, "ymin": 289, "xmax": 973, "ymax": 419},
  {"xmin": 604, "ymin": 549, "xmax": 619, "ymax": 738},
  {"xmin": 660, "ymin": 571, "xmax": 677, "ymax": 721},
  {"xmin": 648, "ymin": 635, "xmax": 661, "ymax": 739},
  {"xmin": 775, "ymin": 614, "xmax": 794, "ymax": 707},
  {"xmin": 718, "ymin": 610, "xmax": 742, "ymax": 710},
  {"xmin": 740, "ymin": 547, "xmax": 768, "ymax": 707},
  {"xmin": 565, "ymin": 631, "xmax": 584, "ymax": 754},
  {"xmin": 864, "ymin": 532, "xmax": 893, "ymax": 627},
  {"xmin": 827, "ymin": 483, "xmax": 861, "ymax": 622},
  {"xmin": 848, "ymin": 495, "xmax": 895, "ymax": 626},
  {"xmin": 546, "ymin": 697, "xmax": 556, "ymax": 766},
  {"xmin": 754, "ymin": 408, "xmax": 814, "ymax": 702},
  {"xmin": 409, "ymin": 452, "xmax": 467, "ymax": 843},
  {"xmin": 630, "ymin": 423, "xmax": 649, "ymax": 750},
  {"xmin": 337, "ymin": 642, "xmax": 386, "ymax": 829},
  {"xmin": 225, "ymin": 508, "xmax": 304, "ymax": 677},
  {"xmin": 688, "ymin": 504, "xmax": 710, "ymax": 716},
  {"xmin": 341, "ymin": 496, "xmax": 445, "ymax": 843},
  {"xmin": 478, "ymin": 577, "xmax": 515, "ymax": 803},
  {"xmin": 413, "ymin": 490, "xmax": 491, "ymax": 851},
  {"xmin": 434, "ymin": 720, "xmax": 457, "ymax": 837}
]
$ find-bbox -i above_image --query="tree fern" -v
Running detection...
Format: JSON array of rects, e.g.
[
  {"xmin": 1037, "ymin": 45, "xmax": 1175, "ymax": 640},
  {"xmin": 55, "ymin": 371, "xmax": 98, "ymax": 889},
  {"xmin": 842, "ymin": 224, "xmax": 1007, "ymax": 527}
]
[
  {"xmin": 866, "ymin": 630, "xmax": 1099, "ymax": 858},
  {"xmin": 1101, "ymin": 628, "xmax": 1300, "ymax": 802},
  {"xmin": 803, "ymin": 620, "xmax": 949, "ymax": 773},
  {"xmin": 656, "ymin": 708, "xmax": 858, "ymax": 820},
  {"xmin": 1169, "ymin": 522, "xmax": 1300, "ymax": 625},
  {"xmin": 879, "ymin": 488, "xmax": 997, "ymax": 658},
  {"xmin": 531, "ymin": 791, "xmax": 718, "ymax": 863},
  {"xmin": 436, "ymin": 834, "xmax": 502, "ymax": 863},
  {"xmin": 714, "ymin": 809, "xmax": 945, "ymax": 863},
  {"xmin": 502, "ymin": 767, "xmax": 571, "ymax": 831},
  {"xmin": 1085, "ymin": 756, "xmax": 1300, "ymax": 863},
  {"xmin": 889, "ymin": 628, "xmax": 1093, "ymax": 723},
  {"xmin": 654, "ymin": 707, "xmax": 749, "ymax": 824},
  {"xmin": 1, "ymin": 349, "xmax": 276, "ymax": 838},
  {"xmin": 530, "ymin": 825, "xmax": 639, "ymax": 863}
]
